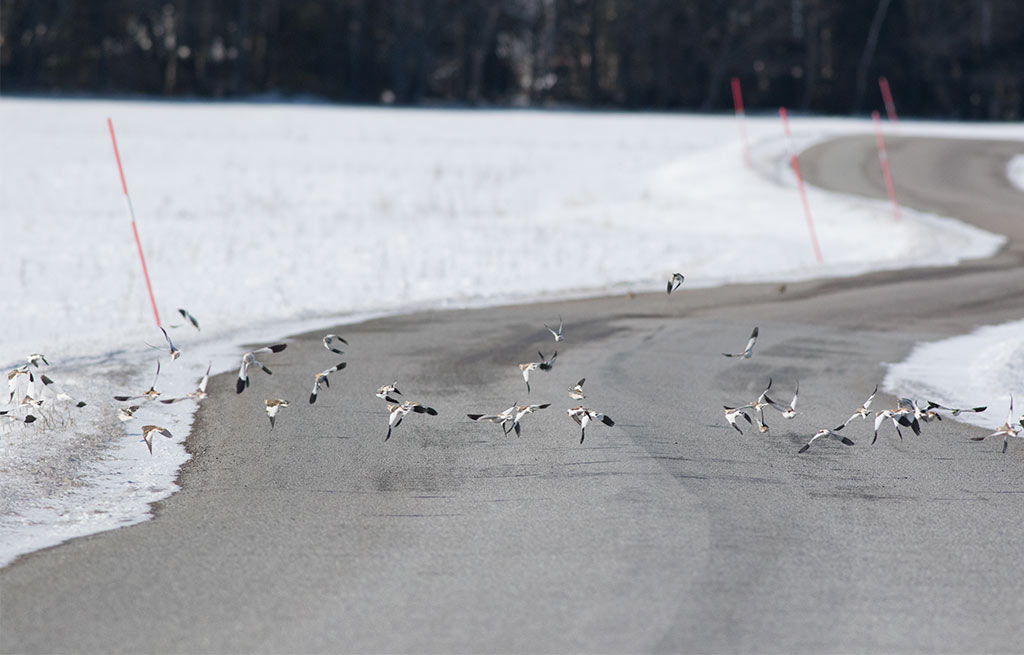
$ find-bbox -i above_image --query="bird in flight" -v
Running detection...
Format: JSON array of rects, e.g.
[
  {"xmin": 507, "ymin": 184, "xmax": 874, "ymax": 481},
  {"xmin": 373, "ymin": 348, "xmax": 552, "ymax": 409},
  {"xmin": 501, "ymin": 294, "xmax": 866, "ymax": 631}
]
[
  {"xmin": 26, "ymin": 353, "xmax": 49, "ymax": 367},
  {"xmin": 159, "ymin": 326, "xmax": 182, "ymax": 360},
  {"xmin": 160, "ymin": 363, "xmax": 212, "ymax": 404},
  {"xmin": 835, "ymin": 385, "xmax": 878, "ymax": 430},
  {"xmin": 236, "ymin": 344, "xmax": 287, "ymax": 394},
  {"xmin": 924, "ymin": 400, "xmax": 987, "ymax": 417},
  {"xmin": 309, "ymin": 362, "xmax": 347, "ymax": 404},
  {"xmin": 666, "ymin": 273, "xmax": 685, "ymax": 294},
  {"xmin": 323, "ymin": 334, "xmax": 348, "ymax": 354},
  {"xmin": 723, "ymin": 405, "xmax": 753, "ymax": 434},
  {"xmin": 467, "ymin": 403, "xmax": 519, "ymax": 435},
  {"xmin": 722, "ymin": 327, "xmax": 759, "ymax": 359},
  {"xmin": 264, "ymin": 399, "xmax": 290, "ymax": 429},
  {"xmin": 544, "ymin": 317, "xmax": 564, "ymax": 342},
  {"xmin": 141, "ymin": 424, "xmax": 172, "ymax": 455},
  {"xmin": 114, "ymin": 361, "xmax": 162, "ymax": 402},
  {"xmin": 176, "ymin": 308, "xmax": 200, "ymax": 331},
  {"xmin": 568, "ymin": 378, "xmax": 586, "ymax": 400},
  {"xmin": 385, "ymin": 400, "xmax": 438, "ymax": 441},
  {"xmin": 509, "ymin": 403, "xmax": 551, "ymax": 437},
  {"xmin": 567, "ymin": 406, "xmax": 615, "ymax": 443},
  {"xmin": 376, "ymin": 382, "xmax": 401, "ymax": 401},
  {"xmin": 970, "ymin": 394, "xmax": 1022, "ymax": 453},
  {"xmin": 519, "ymin": 351, "xmax": 557, "ymax": 394},
  {"xmin": 117, "ymin": 405, "xmax": 141, "ymax": 422},
  {"xmin": 798, "ymin": 427, "xmax": 854, "ymax": 454}
]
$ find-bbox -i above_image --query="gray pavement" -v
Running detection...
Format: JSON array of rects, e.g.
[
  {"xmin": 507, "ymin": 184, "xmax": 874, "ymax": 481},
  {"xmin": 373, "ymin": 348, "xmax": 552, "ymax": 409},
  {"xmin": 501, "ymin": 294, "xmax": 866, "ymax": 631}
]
[{"xmin": 2, "ymin": 136, "xmax": 1023, "ymax": 653}]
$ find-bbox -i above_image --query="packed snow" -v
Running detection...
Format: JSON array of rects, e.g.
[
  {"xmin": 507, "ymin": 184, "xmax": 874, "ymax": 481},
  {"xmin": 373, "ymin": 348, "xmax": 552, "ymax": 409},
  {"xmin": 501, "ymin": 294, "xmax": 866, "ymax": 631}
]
[
  {"xmin": 1008, "ymin": 154, "xmax": 1024, "ymax": 192},
  {"xmin": 1, "ymin": 98, "xmax": 1021, "ymax": 567},
  {"xmin": 885, "ymin": 319, "xmax": 1024, "ymax": 431}
]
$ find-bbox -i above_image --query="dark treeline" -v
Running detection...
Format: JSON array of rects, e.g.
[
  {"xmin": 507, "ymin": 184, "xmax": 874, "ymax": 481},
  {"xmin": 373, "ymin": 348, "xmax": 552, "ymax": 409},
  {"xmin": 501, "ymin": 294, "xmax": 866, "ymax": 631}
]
[{"xmin": 1, "ymin": 0, "xmax": 1021, "ymax": 119}]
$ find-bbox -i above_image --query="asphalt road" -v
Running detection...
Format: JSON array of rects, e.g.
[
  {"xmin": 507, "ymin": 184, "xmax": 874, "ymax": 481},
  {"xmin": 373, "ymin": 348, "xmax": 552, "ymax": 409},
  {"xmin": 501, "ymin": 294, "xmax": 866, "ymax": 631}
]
[{"xmin": 2, "ymin": 136, "xmax": 1023, "ymax": 654}]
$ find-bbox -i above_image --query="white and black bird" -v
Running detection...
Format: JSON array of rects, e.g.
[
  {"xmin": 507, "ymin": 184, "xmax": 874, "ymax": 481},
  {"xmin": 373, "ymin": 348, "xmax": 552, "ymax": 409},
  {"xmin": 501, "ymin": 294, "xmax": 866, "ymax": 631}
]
[
  {"xmin": 385, "ymin": 400, "xmax": 437, "ymax": 441},
  {"xmin": 0, "ymin": 411, "xmax": 37, "ymax": 425},
  {"xmin": 509, "ymin": 403, "xmax": 551, "ymax": 437},
  {"xmin": 236, "ymin": 344, "xmax": 287, "ymax": 394},
  {"xmin": 970, "ymin": 394, "xmax": 1022, "ymax": 454},
  {"xmin": 159, "ymin": 326, "xmax": 182, "ymax": 360},
  {"xmin": 141, "ymin": 424, "xmax": 172, "ymax": 455},
  {"xmin": 836, "ymin": 385, "xmax": 878, "ymax": 429},
  {"xmin": 177, "ymin": 308, "xmax": 200, "ymax": 331},
  {"xmin": 264, "ymin": 399, "xmax": 290, "ymax": 429},
  {"xmin": 518, "ymin": 351, "xmax": 556, "ymax": 394},
  {"xmin": 724, "ymin": 405, "xmax": 753, "ymax": 434},
  {"xmin": 26, "ymin": 353, "xmax": 49, "ymax": 367},
  {"xmin": 114, "ymin": 361, "xmax": 162, "ymax": 402},
  {"xmin": 568, "ymin": 378, "xmax": 586, "ymax": 400},
  {"xmin": 776, "ymin": 380, "xmax": 800, "ymax": 419},
  {"xmin": 309, "ymin": 362, "xmax": 347, "ymax": 404},
  {"xmin": 376, "ymin": 382, "xmax": 401, "ymax": 400},
  {"xmin": 567, "ymin": 406, "xmax": 615, "ymax": 443},
  {"xmin": 160, "ymin": 363, "xmax": 212, "ymax": 404},
  {"xmin": 872, "ymin": 406, "xmax": 919, "ymax": 445},
  {"xmin": 924, "ymin": 400, "xmax": 987, "ymax": 417},
  {"xmin": 666, "ymin": 273, "xmax": 685, "ymax": 294},
  {"xmin": 722, "ymin": 326, "xmax": 759, "ymax": 359},
  {"xmin": 748, "ymin": 377, "xmax": 779, "ymax": 432},
  {"xmin": 467, "ymin": 403, "xmax": 519, "ymax": 434},
  {"xmin": 117, "ymin": 405, "xmax": 141, "ymax": 422},
  {"xmin": 798, "ymin": 427, "xmax": 855, "ymax": 454},
  {"xmin": 37, "ymin": 374, "xmax": 87, "ymax": 407},
  {"xmin": 323, "ymin": 334, "xmax": 348, "ymax": 354},
  {"xmin": 544, "ymin": 316, "xmax": 564, "ymax": 342}
]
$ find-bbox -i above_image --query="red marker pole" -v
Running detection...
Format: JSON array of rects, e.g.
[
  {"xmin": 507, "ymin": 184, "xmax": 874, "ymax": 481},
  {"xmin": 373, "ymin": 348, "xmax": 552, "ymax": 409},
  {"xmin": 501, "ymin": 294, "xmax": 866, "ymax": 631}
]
[
  {"xmin": 730, "ymin": 77, "xmax": 751, "ymax": 168},
  {"xmin": 872, "ymin": 111, "xmax": 900, "ymax": 220},
  {"xmin": 108, "ymin": 118, "xmax": 161, "ymax": 327},
  {"xmin": 878, "ymin": 76, "xmax": 898, "ymax": 125},
  {"xmin": 779, "ymin": 107, "xmax": 823, "ymax": 265}
]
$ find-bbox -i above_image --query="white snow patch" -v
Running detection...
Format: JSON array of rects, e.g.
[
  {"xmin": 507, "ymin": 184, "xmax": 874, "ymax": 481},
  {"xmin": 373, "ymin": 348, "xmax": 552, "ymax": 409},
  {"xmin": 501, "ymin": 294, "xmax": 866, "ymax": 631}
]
[
  {"xmin": 884, "ymin": 319, "xmax": 1024, "ymax": 432},
  {"xmin": 1008, "ymin": 154, "xmax": 1024, "ymax": 192}
]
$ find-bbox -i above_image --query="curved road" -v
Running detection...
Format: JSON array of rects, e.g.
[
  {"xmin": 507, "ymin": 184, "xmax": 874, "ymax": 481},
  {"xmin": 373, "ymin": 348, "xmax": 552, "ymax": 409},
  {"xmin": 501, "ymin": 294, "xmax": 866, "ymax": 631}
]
[{"xmin": 2, "ymin": 136, "xmax": 1023, "ymax": 653}]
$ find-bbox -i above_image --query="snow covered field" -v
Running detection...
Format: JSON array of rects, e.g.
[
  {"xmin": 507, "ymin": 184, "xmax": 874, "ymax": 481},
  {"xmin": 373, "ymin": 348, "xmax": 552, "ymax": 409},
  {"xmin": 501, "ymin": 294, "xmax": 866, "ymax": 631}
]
[{"xmin": 1, "ymin": 98, "xmax": 1021, "ymax": 567}]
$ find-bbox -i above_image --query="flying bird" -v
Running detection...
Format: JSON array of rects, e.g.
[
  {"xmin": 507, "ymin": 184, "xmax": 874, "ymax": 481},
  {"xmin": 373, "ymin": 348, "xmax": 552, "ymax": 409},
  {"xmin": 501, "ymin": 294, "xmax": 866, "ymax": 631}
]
[
  {"xmin": 160, "ymin": 363, "xmax": 212, "ymax": 404},
  {"xmin": 518, "ymin": 351, "xmax": 556, "ymax": 394},
  {"xmin": 26, "ymin": 353, "xmax": 49, "ymax": 367},
  {"xmin": 724, "ymin": 405, "xmax": 753, "ymax": 434},
  {"xmin": 567, "ymin": 406, "xmax": 615, "ymax": 443},
  {"xmin": 37, "ymin": 374, "xmax": 87, "ymax": 407},
  {"xmin": 836, "ymin": 385, "xmax": 878, "ymax": 430},
  {"xmin": 872, "ymin": 405, "xmax": 919, "ymax": 445},
  {"xmin": 666, "ymin": 273, "xmax": 685, "ymax": 294},
  {"xmin": 776, "ymin": 381, "xmax": 800, "ymax": 419},
  {"xmin": 309, "ymin": 361, "xmax": 347, "ymax": 404},
  {"xmin": 385, "ymin": 400, "xmax": 437, "ymax": 441},
  {"xmin": 568, "ymin": 378, "xmax": 586, "ymax": 400},
  {"xmin": 141, "ymin": 424, "xmax": 172, "ymax": 455},
  {"xmin": 376, "ymin": 382, "xmax": 401, "ymax": 400},
  {"xmin": 544, "ymin": 316, "xmax": 564, "ymax": 342},
  {"xmin": 509, "ymin": 403, "xmax": 551, "ymax": 437},
  {"xmin": 236, "ymin": 344, "xmax": 287, "ymax": 394},
  {"xmin": 159, "ymin": 326, "xmax": 182, "ymax": 360},
  {"xmin": 114, "ymin": 361, "xmax": 162, "ymax": 402},
  {"xmin": 177, "ymin": 308, "xmax": 200, "ymax": 331},
  {"xmin": 722, "ymin": 326, "xmax": 759, "ymax": 359},
  {"xmin": 970, "ymin": 394, "xmax": 1022, "ymax": 453},
  {"xmin": 264, "ymin": 399, "xmax": 290, "ymax": 429},
  {"xmin": 117, "ymin": 405, "xmax": 141, "ymax": 422},
  {"xmin": 798, "ymin": 428, "xmax": 855, "ymax": 454},
  {"xmin": 323, "ymin": 334, "xmax": 348, "ymax": 354},
  {"xmin": 467, "ymin": 403, "xmax": 519, "ymax": 434},
  {"xmin": 924, "ymin": 400, "xmax": 987, "ymax": 417}
]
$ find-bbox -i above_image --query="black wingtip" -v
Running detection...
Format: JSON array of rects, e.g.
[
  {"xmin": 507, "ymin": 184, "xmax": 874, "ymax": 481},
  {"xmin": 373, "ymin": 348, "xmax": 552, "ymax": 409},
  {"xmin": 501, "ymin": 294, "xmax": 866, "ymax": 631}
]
[
  {"xmin": 841, "ymin": 436, "xmax": 855, "ymax": 446},
  {"xmin": 270, "ymin": 344, "xmax": 287, "ymax": 353},
  {"xmin": 385, "ymin": 427, "xmax": 392, "ymax": 442},
  {"xmin": 113, "ymin": 395, "xmax": 130, "ymax": 401},
  {"xmin": 602, "ymin": 416, "xmax": 615, "ymax": 426},
  {"xmin": 263, "ymin": 366, "xmax": 273, "ymax": 376},
  {"xmin": 425, "ymin": 407, "xmax": 438, "ymax": 416},
  {"xmin": 467, "ymin": 414, "xmax": 483, "ymax": 421},
  {"xmin": 579, "ymin": 429, "xmax": 585, "ymax": 444},
  {"xmin": 798, "ymin": 444, "xmax": 810, "ymax": 453},
  {"xmin": 309, "ymin": 393, "xmax": 317, "ymax": 404},
  {"xmin": 236, "ymin": 378, "xmax": 245, "ymax": 394}
]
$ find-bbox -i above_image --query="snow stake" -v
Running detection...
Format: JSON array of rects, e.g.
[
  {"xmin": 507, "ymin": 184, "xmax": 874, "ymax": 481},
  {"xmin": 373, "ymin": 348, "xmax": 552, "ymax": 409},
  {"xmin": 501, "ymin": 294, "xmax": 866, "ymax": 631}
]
[
  {"xmin": 107, "ymin": 118, "xmax": 161, "ymax": 327},
  {"xmin": 872, "ymin": 110, "xmax": 900, "ymax": 220},
  {"xmin": 878, "ymin": 76, "xmax": 898, "ymax": 125},
  {"xmin": 730, "ymin": 77, "xmax": 751, "ymax": 168},
  {"xmin": 779, "ymin": 107, "xmax": 823, "ymax": 265}
]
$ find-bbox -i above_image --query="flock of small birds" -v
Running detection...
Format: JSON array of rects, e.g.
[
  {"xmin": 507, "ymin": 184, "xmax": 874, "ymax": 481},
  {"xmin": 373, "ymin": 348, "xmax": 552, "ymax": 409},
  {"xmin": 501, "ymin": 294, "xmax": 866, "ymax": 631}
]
[{"xmin": 4, "ymin": 278, "xmax": 1024, "ymax": 457}]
